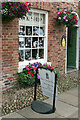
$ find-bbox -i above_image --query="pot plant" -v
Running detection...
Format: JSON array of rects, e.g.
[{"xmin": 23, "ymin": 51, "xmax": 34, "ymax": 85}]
[
  {"xmin": 56, "ymin": 8, "xmax": 78, "ymax": 26},
  {"xmin": 1, "ymin": 1, "xmax": 31, "ymax": 21},
  {"xmin": 17, "ymin": 62, "xmax": 55, "ymax": 88}
]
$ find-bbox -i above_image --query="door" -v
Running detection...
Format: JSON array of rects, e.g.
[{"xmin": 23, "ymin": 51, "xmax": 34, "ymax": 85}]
[{"xmin": 67, "ymin": 26, "xmax": 77, "ymax": 68}]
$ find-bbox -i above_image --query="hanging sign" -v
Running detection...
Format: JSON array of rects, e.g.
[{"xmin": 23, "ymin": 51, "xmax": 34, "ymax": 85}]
[
  {"xmin": 39, "ymin": 69, "xmax": 57, "ymax": 98},
  {"xmin": 61, "ymin": 35, "xmax": 66, "ymax": 47}
]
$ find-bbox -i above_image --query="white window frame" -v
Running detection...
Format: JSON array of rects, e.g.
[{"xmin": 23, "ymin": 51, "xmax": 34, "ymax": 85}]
[{"xmin": 18, "ymin": 9, "xmax": 48, "ymax": 72}]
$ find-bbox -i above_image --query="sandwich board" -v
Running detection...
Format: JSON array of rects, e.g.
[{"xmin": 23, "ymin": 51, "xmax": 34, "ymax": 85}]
[{"xmin": 31, "ymin": 67, "xmax": 57, "ymax": 114}]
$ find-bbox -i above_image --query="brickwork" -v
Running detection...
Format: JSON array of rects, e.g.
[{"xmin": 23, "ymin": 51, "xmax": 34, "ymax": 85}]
[
  {"xmin": 2, "ymin": 2, "xmax": 79, "ymax": 89},
  {"xmin": 0, "ymin": 9, "xmax": 2, "ymax": 92},
  {"xmin": 2, "ymin": 19, "xmax": 19, "ymax": 90}
]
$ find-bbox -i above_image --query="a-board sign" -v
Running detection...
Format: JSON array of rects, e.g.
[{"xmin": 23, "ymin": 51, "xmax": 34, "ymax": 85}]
[{"xmin": 39, "ymin": 69, "xmax": 57, "ymax": 98}]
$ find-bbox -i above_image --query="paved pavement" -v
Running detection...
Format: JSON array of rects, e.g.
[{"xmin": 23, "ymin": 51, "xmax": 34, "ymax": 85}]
[{"xmin": 1, "ymin": 87, "xmax": 78, "ymax": 119}]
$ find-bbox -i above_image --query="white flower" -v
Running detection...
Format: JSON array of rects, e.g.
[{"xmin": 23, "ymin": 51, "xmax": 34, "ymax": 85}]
[{"xmin": 1, "ymin": 8, "xmax": 8, "ymax": 15}]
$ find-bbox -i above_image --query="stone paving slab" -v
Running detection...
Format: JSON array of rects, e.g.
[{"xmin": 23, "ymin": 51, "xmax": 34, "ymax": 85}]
[
  {"xmin": 65, "ymin": 87, "xmax": 78, "ymax": 97},
  {"xmin": 17, "ymin": 100, "xmax": 78, "ymax": 118},
  {"xmin": 2, "ymin": 112, "xmax": 25, "ymax": 118},
  {"xmin": 58, "ymin": 92, "xmax": 78, "ymax": 107},
  {"xmin": 55, "ymin": 100, "xmax": 78, "ymax": 118},
  {"xmin": 44, "ymin": 87, "xmax": 78, "ymax": 106},
  {"xmin": 17, "ymin": 106, "xmax": 59, "ymax": 118},
  {"xmin": 67, "ymin": 110, "xmax": 78, "ymax": 118},
  {"xmin": 0, "ymin": 117, "xmax": 2, "ymax": 120}
]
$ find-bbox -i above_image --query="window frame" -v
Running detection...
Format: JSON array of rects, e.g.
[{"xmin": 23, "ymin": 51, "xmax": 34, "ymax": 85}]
[{"xmin": 18, "ymin": 9, "xmax": 48, "ymax": 72}]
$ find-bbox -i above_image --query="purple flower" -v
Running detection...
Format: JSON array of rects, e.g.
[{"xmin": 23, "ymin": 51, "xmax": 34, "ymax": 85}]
[
  {"xmin": 64, "ymin": 9, "xmax": 67, "ymax": 11},
  {"xmin": 58, "ymin": 11, "xmax": 61, "ymax": 14},
  {"xmin": 32, "ymin": 66, "xmax": 34, "ymax": 68},
  {"xmin": 58, "ymin": 17, "xmax": 61, "ymax": 20},
  {"xmin": 43, "ymin": 63, "xmax": 47, "ymax": 65},
  {"xmin": 37, "ymin": 74, "xmax": 40, "ymax": 79},
  {"xmin": 25, "ymin": 66, "xmax": 28, "ymax": 69},
  {"xmin": 26, "ymin": 68, "xmax": 29, "ymax": 71},
  {"xmin": 73, "ymin": 9, "xmax": 76, "ymax": 11},
  {"xmin": 63, "ymin": 16, "xmax": 66, "ymax": 19},
  {"xmin": 65, "ymin": 19, "xmax": 68, "ymax": 22}
]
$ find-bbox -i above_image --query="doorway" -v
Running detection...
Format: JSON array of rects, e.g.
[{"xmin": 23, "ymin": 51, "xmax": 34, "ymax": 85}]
[
  {"xmin": 65, "ymin": 12, "xmax": 79, "ymax": 73},
  {"xmin": 67, "ymin": 26, "xmax": 77, "ymax": 71}
]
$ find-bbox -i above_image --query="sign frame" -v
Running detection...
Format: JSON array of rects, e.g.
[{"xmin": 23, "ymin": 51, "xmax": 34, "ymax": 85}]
[{"xmin": 31, "ymin": 66, "xmax": 57, "ymax": 114}]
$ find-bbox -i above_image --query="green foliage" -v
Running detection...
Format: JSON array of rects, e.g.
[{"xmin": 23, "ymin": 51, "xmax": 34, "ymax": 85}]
[
  {"xmin": 18, "ymin": 72, "xmax": 35, "ymax": 88},
  {"xmin": 17, "ymin": 62, "xmax": 60, "ymax": 88},
  {"xmin": 54, "ymin": 67, "xmax": 60, "ymax": 78},
  {"xmin": 17, "ymin": 63, "xmax": 37, "ymax": 88},
  {"xmin": 56, "ymin": 8, "xmax": 78, "ymax": 26},
  {"xmin": 1, "ymin": 2, "xmax": 31, "ymax": 21}
]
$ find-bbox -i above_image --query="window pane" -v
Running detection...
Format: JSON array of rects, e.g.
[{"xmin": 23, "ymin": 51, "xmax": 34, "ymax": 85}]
[
  {"xmin": 32, "ymin": 49, "xmax": 38, "ymax": 59},
  {"xmin": 33, "ymin": 26, "xmax": 39, "ymax": 36},
  {"xmin": 39, "ymin": 49, "xmax": 44, "ymax": 59},
  {"xmin": 32, "ymin": 37, "xmax": 38, "ymax": 48},
  {"xmin": 19, "ymin": 10, "xmax": 47, "ymax": 62},
  {"xmin": 40, "ymin": 14, "xmax": 45, "ymax": 24},
  {"xmin": 40, "ymin": 26, "xmax": 45, "ymax": 36},
  {"xmin": 22, "ymin": 16, "xmax": 25, "ymax": 20},
  {"xmin": 19, "ymin": 50, "xmax": 24, "ymax": 61},
  {"xmin": 25, "ymin": 50, "xmax": 31, "ymax": 60},
  {"xmin": 19, "ymin": 37, "xmax": 24, "ymax": 48},
  {"xmin": 19, "ymin": 26, "xmax": 25, "ymax": 35},
  {"xmin": 26, "ymin": 12, "xmax": 32, "ymax": 22},
  {"xmin": 25, "ymin": 37, "xmax": 31, "ymax": 48},
  {"xmin": 39, "ymin": 38, "xmax": 44, "ymax": 48},
  {"xmin": 26, "ymin": 26, "xmax": 32, "ymax": 35},
  {"xmin": 33, "ymin": 13, "xmax": 39, "ymax": 25}
]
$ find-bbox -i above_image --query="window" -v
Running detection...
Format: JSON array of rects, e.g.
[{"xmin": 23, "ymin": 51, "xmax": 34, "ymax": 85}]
[{"xmin": 18, "ymin": 9, "xmax": 48, "ymax": 70}]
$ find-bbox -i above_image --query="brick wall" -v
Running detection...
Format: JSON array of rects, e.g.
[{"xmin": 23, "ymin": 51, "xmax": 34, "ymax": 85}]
[
  {"xmin": 32, "ymin": 2, "xmax": 79, "ymax": 73},
  {"xmin": 2, "ymin": 2, "xmax": 79, "ymax": 89},
  {"xmin": 0, "ymin": 12, "xmax": 2, "ymax": 91},
  {"xmin": 2, "ymin": 19, "xmax": 19, "ymax": 90}
]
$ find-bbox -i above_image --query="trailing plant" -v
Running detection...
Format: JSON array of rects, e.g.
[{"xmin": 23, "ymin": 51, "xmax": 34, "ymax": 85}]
[
  {"xmin": 17, "ymin": 62, "xmax": 58, "ymax": 88},
  {"xmin": 56, "ymin": 8, "xmax": 78, "ymax": 26},
  {"xmin": 1, "ymin": 2, "xmax": 31, "ymax": 21}
]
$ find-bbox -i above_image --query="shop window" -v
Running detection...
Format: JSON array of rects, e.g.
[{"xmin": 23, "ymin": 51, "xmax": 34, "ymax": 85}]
[{"xmin": 19, "ymin": 9, "xmax": 48, "ymax": 66}]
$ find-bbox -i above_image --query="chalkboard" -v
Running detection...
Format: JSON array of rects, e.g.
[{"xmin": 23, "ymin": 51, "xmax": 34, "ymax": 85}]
[{"xmin": 39, "ymin": 69, "xmax": 57, "ymax": 98}]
